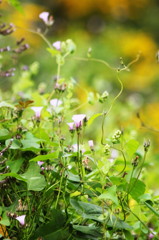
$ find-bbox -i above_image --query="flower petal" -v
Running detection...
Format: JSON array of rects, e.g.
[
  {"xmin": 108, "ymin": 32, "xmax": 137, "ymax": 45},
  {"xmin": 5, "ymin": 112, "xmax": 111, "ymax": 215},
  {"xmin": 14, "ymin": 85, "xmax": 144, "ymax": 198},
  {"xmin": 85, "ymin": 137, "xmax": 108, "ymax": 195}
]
[
  {"xmin": 50, "ymin": 99, "xmax": 62, "ymax": 108},
  {"xmin": 31, "ymin": 107, "xmax": 43, "ymax": 118},
  {"xmin": 39, "ymin": 12, "xmax": 49, "ymax": 24},
  {"xmin": 53, "ymin": 41, "xmax": 61, "ymax": 51},
  {"xmin": 67, "ymin": 122, "xmax": 75, "ymax": 130},
  {"xmin": 16, "ymin": 215, "xmax": 26, "ymax": 226},
  {"xmin": 72, "ymin": 114, "xmax": 86, "ymax": 123}
]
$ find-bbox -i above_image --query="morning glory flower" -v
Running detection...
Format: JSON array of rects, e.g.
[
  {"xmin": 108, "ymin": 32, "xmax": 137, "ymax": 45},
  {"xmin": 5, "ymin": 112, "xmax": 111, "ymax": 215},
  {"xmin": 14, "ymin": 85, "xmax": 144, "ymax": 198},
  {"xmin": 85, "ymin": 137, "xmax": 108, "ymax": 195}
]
[
  {"xmin": 53, "ymin": 41, "xmax": 61, "ymax": 51},
  {"xmin": 67, "ymin": 122, "xmax": 75, "ymax": 131},
  {"xmin": 88, "ymin": 140, "xmax": 94, "ymax": 151},
  {"xmin": 72, "ymin": 114, "xmax": 86, "ymax": 129},
  {"xmin": 37, "ymin": 161, "xmax": 44, "ymax": 166},
  {"xmin": 15, "ymin": 215, "xmax": 26, "ymax": 226},
  {"xmin": 39, "ymin": 12, "xmax": 54, "ymax": 26},
  {"xmin": 50, "ymin": 99, "xmax": 62, "ymax": 108},
  {"xmin": 31, "ymin": 107, "xmax": 43, "ymax": 118}
]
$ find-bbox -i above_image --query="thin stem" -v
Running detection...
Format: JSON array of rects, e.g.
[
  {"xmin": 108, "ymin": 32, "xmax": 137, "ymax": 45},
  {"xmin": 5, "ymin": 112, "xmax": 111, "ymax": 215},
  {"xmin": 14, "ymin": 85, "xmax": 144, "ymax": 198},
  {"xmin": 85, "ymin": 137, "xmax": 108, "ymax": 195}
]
[
  {"xmin": 15, "ymin": 26, "xmax": 53, "ymax": 49},
  {"xmin": 55, "ymin": 159, "xmax": 66, "ymax": 209},
  {"xmin": 77, "ymin": 132, "xmax": 82, "ymax": 181},
  {"xmin": 101, "ymin": 72, "xmax": 124, "ymax": 145},
  {"xmin": 127, "ymin": 151, "xmax": 147, "ymax": 198},
  {"xmin": 112, "ymin": 147, "xmax": 127, "ymax": 176},
  {"xmin": 73, "ymin": 56, "xmax": 115, "ymax": 71},
  {"xmin": 126, "ymin": 165, "xmax": 136, "ymax": 204},
  {"xmin": 127, "ymin": 208, "xmax": 153, "ymax": 235},
  {"xmin": 47, "ymin": 60, "xmax": 61, "ymax": 102}
]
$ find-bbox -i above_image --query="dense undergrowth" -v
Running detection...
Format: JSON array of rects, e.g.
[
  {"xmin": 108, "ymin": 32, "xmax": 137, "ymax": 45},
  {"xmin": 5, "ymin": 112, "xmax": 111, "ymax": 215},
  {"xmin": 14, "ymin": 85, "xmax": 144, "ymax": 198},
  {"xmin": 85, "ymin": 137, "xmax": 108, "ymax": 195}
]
[{"xmin": 0, "ymin": 2, "xmax": 159, "ymax": 240}]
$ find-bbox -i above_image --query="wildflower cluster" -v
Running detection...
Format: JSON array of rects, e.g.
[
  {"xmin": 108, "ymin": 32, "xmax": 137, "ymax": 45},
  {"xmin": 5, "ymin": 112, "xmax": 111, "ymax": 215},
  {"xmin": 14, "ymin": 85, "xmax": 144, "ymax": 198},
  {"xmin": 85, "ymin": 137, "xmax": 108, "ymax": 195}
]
[
  {"xmin": 112, "ymin": 129, "xmax": 122, "ymax": 143},
  {"xmin": 0, "ymin": 8, "xmax": 157, "ymax": 240}
]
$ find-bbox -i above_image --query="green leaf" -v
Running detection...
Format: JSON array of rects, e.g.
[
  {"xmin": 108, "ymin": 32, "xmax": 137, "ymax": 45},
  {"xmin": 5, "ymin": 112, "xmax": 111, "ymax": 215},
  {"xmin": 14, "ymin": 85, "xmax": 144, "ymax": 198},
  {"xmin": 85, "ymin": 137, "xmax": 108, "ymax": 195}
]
[
  {"xmin": 107, "ymin": 215, "xmax": 132, "ymax": 230},
  {"xmin": 0, "ymin": 129, "xmax": 11, "ymax": 140},
  {"xmin": 30, "ymin": 209, "xmax": 66, "ymax": 240},
  {"xmin": 73, "ymin": 225, "xmax": 102, "ymax": 238},
  {"xmin": 20, "ymin": 162, "xmax": 46, "ymax": 191},
  {"xmin": 7, "ymin": 0, "xmax": 23, "ymax": 12},
  {"xmin": 7, "ymin": 158, "xmax": 24, "ymax": 173},
  {"xmin": 0, "ymin": 207, "xmax": 2, "ymax": 215},
  {"xmin": 87, "ymin": 113, "xmax": 102, "ymax": 126},
  {"xmin": 5, "ymin": 139, "xmax": 21, "ymax": 149},
  {"xmin": 129, "ymin": 178, "xmax": 146, "ymax": 201},
  {"xmin": 46, "ymin": 48, "xmax": 60, "ymax": 57},
  {"xmin": 70, "ymin": 199, "xmax": 103, "ymax": 221},
  {"xmin": 144, "ymin": 201, "xmax": 159, "ymax": 217},
  {"xmin": 0, "ymin": 212, "xmax": 10, "ymax": 226},
  {"xmin": 30, "ymin": 152, "xmax": 58, "ymax": 162},
  {"xmin": 0, "ymin": 172, "xmax": 26, "ymax": 182},
  {"xmin": 21, "ymin": 132, "xmax": 43, "ymax": 150},
  {"xmin": 0, "ymin": 101, "xmax": 15, "ymax": 109},
  {"xmin": 43, "ymin": 228, "xmax": 69, "ymax": 240},
  {"xmin": 67, "ymin": 172, "xmax": 80, "ymax": 182},
  {"xmin": 125, "ymin": 139, "xmax": 139, "ymax": 157},
  {"xmin": 98, "ymin": 185, "xmax": 119, "ymax": 205},
  {"xmin": 124, "ymin": 230, "xmax": 134, "ymax": 240}
]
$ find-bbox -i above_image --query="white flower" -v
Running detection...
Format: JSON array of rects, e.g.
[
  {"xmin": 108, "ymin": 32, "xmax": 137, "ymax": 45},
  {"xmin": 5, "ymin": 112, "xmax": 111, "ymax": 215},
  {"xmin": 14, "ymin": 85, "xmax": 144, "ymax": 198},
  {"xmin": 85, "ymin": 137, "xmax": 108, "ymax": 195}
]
[
  {"xmin": 50, "ymin": 99, "xmax": 62, "ymax": 108},
  {"xmin": 31, "ymin": 107, "xmax": 43, "ymax": 118},
  {"xmin": 72, "ymin": 114, "xmax": 86, "ymax": 129},
  {"xmin": 52, "ymin": 41, "xmax": 61, "ymax": 51},
  {"xmin": 88, "ymin": 140, "xmax": 94, "ymax": 148},
  {"xmin": 39, "ymin": 12, "xmax": 54, "ymax": 26},
  {"xmin": 16, "ymin": 215, "xmax": 26, "ymax": 226}
]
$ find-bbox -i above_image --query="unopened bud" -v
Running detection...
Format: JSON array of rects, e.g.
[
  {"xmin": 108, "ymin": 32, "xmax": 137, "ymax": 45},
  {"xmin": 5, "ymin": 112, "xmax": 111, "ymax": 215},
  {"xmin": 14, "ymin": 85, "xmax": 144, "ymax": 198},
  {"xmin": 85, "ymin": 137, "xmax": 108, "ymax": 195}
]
[{"xmin": 144, "ymin": 140, "xmax": 150, "ymax": 152}]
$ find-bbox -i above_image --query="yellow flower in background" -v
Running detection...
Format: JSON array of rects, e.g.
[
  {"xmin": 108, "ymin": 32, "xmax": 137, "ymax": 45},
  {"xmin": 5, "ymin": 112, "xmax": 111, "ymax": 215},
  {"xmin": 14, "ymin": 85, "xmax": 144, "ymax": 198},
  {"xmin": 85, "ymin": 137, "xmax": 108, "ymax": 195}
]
[
  {"xmin": 141, "ymin": 103, "xmax": 159, "ymax": 130},
  {"xmin": 119, "ymin": 32, "xmax": 159, "ymax": 90},
  {"xmin": 60, "ymin": 0, "xmax": 149, "ymax": 19},
  {"xmin": 120, "ymin": 32, "xmax": 157, "ymax": 58},
  {"xmin": 59, "ymin": 0, "xmax": 94, "ymax": 18},
  {"xmin": 8, "ymin": 3, "xmax": 45, "ymax": 46}
]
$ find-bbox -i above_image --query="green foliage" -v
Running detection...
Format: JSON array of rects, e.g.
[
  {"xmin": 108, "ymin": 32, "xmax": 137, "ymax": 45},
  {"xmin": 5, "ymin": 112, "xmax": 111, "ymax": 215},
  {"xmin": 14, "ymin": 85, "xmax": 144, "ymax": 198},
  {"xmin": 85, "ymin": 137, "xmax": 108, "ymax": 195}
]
[
  {"xmin": 98, "ymin": 185, "xmax": 119, "ymax": 205},
  {"xmin": 7, "ymin": 0, "xmax": 23, "ymax": 12},
  {"xmin": 21, "ymin": 162, "xmax": 46, "ymax": 191},
  {"xmin": 0, "ymin": 8, "xmax": 158, "ymax": 240}
]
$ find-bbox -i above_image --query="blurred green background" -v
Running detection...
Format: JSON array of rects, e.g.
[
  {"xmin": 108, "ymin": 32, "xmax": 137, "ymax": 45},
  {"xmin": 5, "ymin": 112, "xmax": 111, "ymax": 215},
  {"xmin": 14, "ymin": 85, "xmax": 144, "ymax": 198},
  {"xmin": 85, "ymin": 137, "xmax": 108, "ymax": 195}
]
[{"xmin": 1, "ymin": 0, "xmax": 159, "ymax": 189}]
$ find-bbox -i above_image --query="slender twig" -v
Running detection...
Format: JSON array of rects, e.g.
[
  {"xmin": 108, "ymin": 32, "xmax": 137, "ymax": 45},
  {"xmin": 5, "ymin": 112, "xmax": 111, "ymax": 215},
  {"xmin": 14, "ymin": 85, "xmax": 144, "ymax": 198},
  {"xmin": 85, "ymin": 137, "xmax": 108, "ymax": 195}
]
[
  {"xmin": 101, "ymin": 72, "xmax": 124, "ymax": 145},
  {"xmin": 15, "ymin": 26, "xmax": 53, "ymax": 49}
]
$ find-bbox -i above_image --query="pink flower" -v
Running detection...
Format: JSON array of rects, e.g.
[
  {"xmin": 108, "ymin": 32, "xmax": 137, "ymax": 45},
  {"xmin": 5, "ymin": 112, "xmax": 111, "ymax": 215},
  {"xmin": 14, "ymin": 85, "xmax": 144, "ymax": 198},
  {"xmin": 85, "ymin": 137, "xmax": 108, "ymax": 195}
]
[
  {"xmin": 72, "ymin": 144, "xmax": 85, "ymax": 153},
  {"xmin": 37, "ymin": 161, "xmax": 44, "ymax": 166},
  {"xmin": 72, "ymin": 114, "xmax": 86, "ymax": 129},
  {"xmin": 72, "ymin": 144, "xmax": 78, "ymax": 152},
  {"xmin": 108, "ymin": 149, "xmax": 118, "ymax": 163},
  {"xmin": 67, "ymin": 122, "xmax": 75, "ymax": 131},
  {"xmin": 53, "ymin": 41, "xmax": 61, "ymax": 51},
  {"xmin": 31, "ymin": 107, "xmax": 43, "ymax": 118},
  {"xmin": 16, "ymin": 215, "xmax": 26, "ymax": 226},
  {"xmin": 39, "ymin": 12, "xmax": 54, "ymax": 26},
  {"xmin": 50, "ymin": 99, "xmax": 62, "ymax": 108},
  {"xmin": 88, "ymin": 140, "xmax": 94, "ymax": 150}
]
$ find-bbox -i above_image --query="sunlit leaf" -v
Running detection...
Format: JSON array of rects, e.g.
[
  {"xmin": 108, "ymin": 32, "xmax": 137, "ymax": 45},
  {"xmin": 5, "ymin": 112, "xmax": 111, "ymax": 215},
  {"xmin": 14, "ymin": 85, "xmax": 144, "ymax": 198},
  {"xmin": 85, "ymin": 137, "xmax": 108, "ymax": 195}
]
[
  {"xmin": 99, "ymin": 185, "xmax": 119, "ymax": 205},
  {"xmin": 129, "ymin": 178, "xmax": 146, "ymax": 201},
  {"xmin": 125, "ymin": 139, "xmax": 139, "ymax": 157},
  {"xmin": 87, "ymin": 113, "xmax": 102, "ymax": 126}
]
